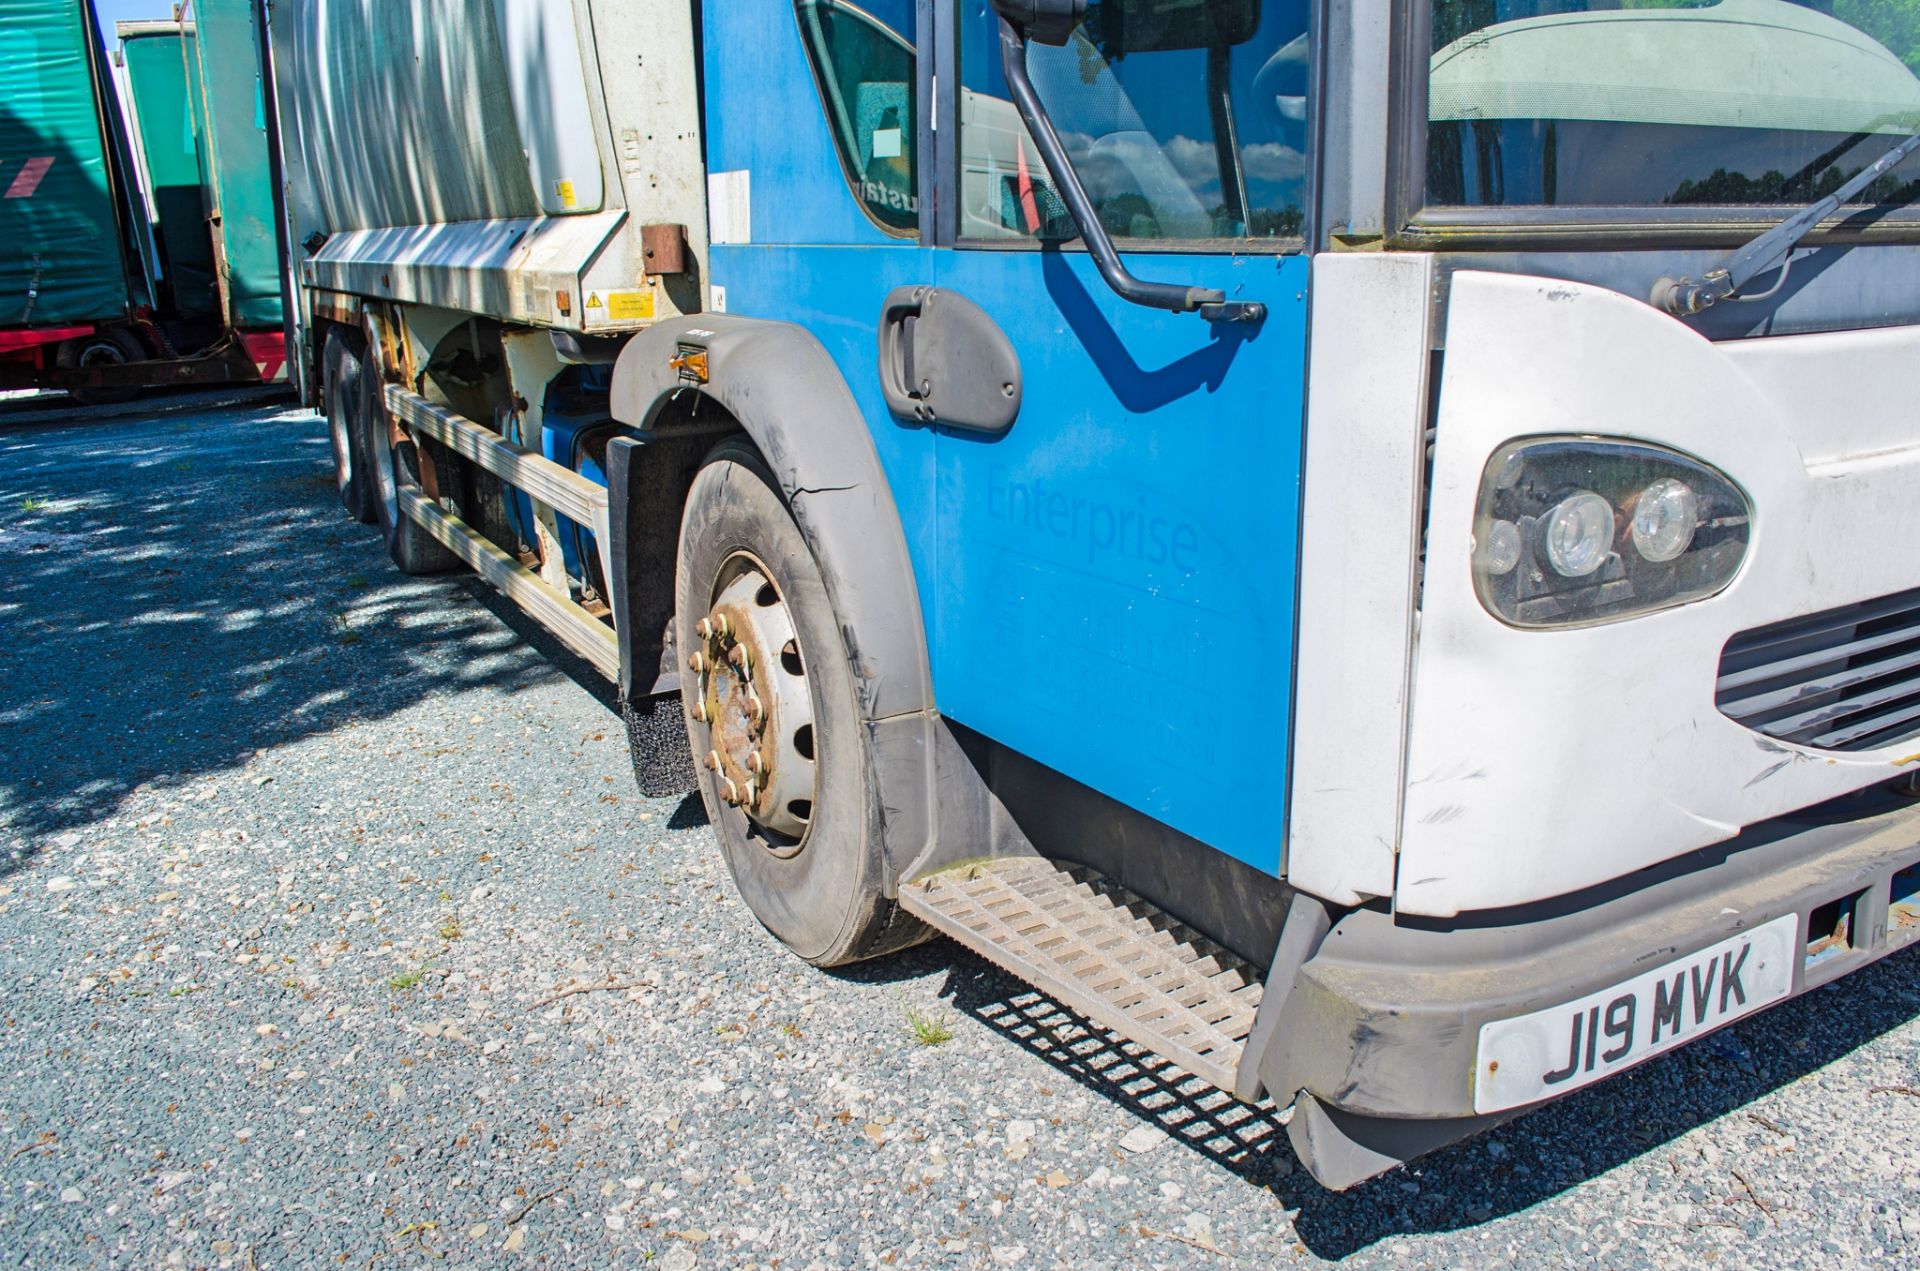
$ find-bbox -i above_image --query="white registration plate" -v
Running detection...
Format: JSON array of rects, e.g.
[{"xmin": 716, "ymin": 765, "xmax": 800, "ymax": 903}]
[{"xmin": 1474, "ymin": 913, "xmax": 1798, "ymax": 1114}]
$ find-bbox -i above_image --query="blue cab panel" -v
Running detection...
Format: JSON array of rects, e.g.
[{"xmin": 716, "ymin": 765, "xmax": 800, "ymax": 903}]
[{"xmin": 701, "ymin": 3, "xmax": 1310, "ymax": 876}]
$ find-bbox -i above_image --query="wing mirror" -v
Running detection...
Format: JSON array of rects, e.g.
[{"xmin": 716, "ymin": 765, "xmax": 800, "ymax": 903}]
[
  {"xmin": 989, "ymin": 0, "xmax": 1087, "ymax": 46},
  {"xmin": 991, "ymin": 0, "xmax": 1262, "ymax": 50}
]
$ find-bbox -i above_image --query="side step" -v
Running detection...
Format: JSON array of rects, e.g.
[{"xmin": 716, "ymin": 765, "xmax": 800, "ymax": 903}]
[
  {"xmin": 396, "ymin": 488, "xmax": 619, "ymax": 679},
  {"xmin": 897, "ymin": 859, "xmax": 1265, "ymax": 1092},
  {"xmin": 383, "ymin": 385, "xmax": 620, "ymax": 681}
]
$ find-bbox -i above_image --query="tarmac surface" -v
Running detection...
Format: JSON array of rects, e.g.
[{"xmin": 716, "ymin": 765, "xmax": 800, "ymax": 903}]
[{"xmin": 0, "ymin": 390, "xmax": 1916, "ymax": 1268}]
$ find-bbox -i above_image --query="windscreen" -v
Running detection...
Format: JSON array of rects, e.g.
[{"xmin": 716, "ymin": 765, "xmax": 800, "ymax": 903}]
[{"xmin": 1428, "ymin": 0, "xmax": 1920, "ymax": 208}]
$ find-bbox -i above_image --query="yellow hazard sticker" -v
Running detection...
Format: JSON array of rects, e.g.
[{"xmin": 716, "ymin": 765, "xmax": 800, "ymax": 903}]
[
  {"xmin": 556, "ymin": 180, "xmax": 577, "ymax": 210},
  {"xmin": 583, "ymin": 289, "xmax": 654, "ymax": 324},
  {"xmin": 607, "ymin": 290, "xmax": 655, "ymax": 322}
]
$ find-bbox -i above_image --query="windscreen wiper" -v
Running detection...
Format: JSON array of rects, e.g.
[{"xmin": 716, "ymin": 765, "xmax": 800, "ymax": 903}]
[{"xmin": 1652, "ymin": 130, "xmax": 1920, "ymax": 317}]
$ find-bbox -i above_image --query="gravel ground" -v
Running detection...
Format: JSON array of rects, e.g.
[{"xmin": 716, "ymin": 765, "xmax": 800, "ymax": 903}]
[{"xmin": 1, "ymin": 393, "xmax": 1917, "ymax": 1270}]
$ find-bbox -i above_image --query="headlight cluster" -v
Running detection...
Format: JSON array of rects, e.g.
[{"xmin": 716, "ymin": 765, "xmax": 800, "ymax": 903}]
[{"xmin": 1472, "ymin": 438, "xmax": 1751, "ymax": 628}]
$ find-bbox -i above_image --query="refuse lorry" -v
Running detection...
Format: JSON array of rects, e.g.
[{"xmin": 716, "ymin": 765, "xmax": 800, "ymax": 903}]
[
  {"xmin": 0, "ymin": 0, "xmax": 283, "ymax": 404},
  {"xmin": 263, "ymin": 0, "xmax": 1920, "ymax": 1188}
]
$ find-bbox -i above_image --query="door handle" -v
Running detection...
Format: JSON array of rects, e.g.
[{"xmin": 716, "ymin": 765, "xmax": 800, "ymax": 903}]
[
  {"xmin": 877, "ymin": 286, "xmax": 1022, "ymax": 435},
  {"xmin": 878, "ymin": 287, "xmax": 932, "ymax": 422}
]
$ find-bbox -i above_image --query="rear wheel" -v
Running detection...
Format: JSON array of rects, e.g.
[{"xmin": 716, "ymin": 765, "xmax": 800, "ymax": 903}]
[
  {"xmin": 365, "ymin": 358, "xmax": 463, "ymax": 576},
  {"xmin": 57, "ymin": 328, "xmax": 146, "ymax": 407},
  {"xmin": 677, "ymin": 437, "xmax": 923, "ymax": 967},
  {"xmin": 321, "ymin": 329, "xmax": 377, "ymax": 523}
]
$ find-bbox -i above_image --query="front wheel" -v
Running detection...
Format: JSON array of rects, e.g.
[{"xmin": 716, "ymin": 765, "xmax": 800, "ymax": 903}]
[{"xmin": 677, "ymin": 437, "xmax": 923, "ymax": 967}]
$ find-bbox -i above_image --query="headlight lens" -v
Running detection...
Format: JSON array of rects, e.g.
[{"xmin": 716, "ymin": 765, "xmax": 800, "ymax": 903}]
[
  {"xmin": 1543, "ymin": 491, "xmax": 1615, "ymax": 578},
  {"xmin": 1479, "ymin": 518, "xmax": 1522, "ymax": 576},
  {"xmin": 1629, "ymin": 477, "xmax": 1699, "ymax": 563},
  {"xmin": 1472, "ymin": 438, "xmax": 1751, "ymax": 628}
]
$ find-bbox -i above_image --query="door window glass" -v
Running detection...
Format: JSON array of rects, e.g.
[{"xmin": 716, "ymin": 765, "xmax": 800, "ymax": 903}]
[
  {"xmin": 795, "ymin": 0, "xmax": 919, "ymax": 235},
  {"xmin": 956, "ymin": 0, "xmax": 1311, "ymax": 244}
]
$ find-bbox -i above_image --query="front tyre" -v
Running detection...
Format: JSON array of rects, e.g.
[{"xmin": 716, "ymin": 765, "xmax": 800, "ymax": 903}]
[{"xmin": 677, "ymin": 437, "xmax": 923, "ymax": 967}]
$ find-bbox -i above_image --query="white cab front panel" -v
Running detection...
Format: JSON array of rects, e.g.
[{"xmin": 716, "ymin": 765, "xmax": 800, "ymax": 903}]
[{"xmin": 1399, "ymin": 272, "xmax": 1920, "ymax": 917}]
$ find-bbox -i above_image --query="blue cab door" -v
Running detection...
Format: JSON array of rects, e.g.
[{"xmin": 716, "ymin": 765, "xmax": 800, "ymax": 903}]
[
  {"xmin": 703, "ymin": 1, "xmax": 1312, "ymax": 875},
  {"xmin": 928, "ymin": 4, "xmax": 1310, "ymax": 873}
]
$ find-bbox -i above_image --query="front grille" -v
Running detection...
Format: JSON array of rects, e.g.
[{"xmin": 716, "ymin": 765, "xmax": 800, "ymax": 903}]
[{"xmin": 1718, "ymin": 586, "xmax": 1920, "ymax": 752}]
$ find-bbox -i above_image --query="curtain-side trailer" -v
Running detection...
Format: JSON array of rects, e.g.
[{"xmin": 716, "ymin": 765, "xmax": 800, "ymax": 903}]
[
  {"xmin": 0, "ymin": 0, "xmax": 284, "ymax": 404},
  {"xmin": 1, "ymin": 0, "xmax": 157, "ymax": 403},
  {"xmin": 117, "ymin": 20, "xmax": 221, "ymax": 326},
  {"xmin": 176, "ymin": 0, "xmax": 285, "ymax": 353},
  {"xmin": 266, "ymin": 0, "xmax": 1920, "ymax": 1188}
]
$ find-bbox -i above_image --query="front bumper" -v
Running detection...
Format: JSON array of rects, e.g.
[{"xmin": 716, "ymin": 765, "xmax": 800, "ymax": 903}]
[{"xmin": 1260, "ymin": 785, "xmax": 1920, "ymax": 1187}]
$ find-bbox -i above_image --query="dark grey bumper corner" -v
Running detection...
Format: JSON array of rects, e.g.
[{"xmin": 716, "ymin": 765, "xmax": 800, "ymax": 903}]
[{"xmin": 1257, "ymin": 787, "xmax": 1920, "ymax": 1189}]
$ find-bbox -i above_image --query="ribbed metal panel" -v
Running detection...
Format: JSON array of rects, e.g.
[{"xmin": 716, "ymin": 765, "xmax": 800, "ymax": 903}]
[
  {"xmin": 898, "ymin": 859, "xmax": 1264, "ymax": 1092},
  {"xmin": 1718, "ymin": 586, "xmax": 1920, "ymax": 752}
]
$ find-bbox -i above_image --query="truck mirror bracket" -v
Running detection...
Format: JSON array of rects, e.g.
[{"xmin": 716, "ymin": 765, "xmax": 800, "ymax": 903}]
[{"xmin": 993, "ymin": 15, "xmax": 1265, "ymax": 326}]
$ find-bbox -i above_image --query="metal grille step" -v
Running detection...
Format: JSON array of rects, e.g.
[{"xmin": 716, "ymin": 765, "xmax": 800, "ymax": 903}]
[{"xmin": 897, "ymin": 859, "xmax": 1265, "ymax": 1092}]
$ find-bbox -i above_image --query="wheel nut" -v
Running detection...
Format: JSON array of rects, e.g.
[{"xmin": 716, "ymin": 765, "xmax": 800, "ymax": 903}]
[
  {"xmin": 745, "ymin": 692, "xmax": 764, "ymax": 725},
  {"xmin": 745, "ymin": 751, "xmax": 763, "ymax": 775},
  {"xmin": 688, "ymin": 652, "xmax": 706, "ymax": 674},
  {"xmin": 721, "ymin": 778, "xmax": 740, "ymax": 805},
  {"xmin": 692, "ymin": 698, "xmax": 707, "ymax": 723},
  {"xmin": 703, "ymin": 750, "xmax": 720, "ymax": 772},
  {"xmin": 696, "ymin": 618, "xmax": 713, "ymax": 640},
  {"xmin": 727, "ymin": 645, "xmax": 747, "ymax": 669},
  {"xmin": 744, "ymin": 780, "xmax": 758, "ymax": 806}
]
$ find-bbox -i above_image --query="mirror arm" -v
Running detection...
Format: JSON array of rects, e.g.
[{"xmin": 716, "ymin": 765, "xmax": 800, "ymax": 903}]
[{"xmin": 995, "ymin": 18, "xmax": 1265, "ymax": 324}]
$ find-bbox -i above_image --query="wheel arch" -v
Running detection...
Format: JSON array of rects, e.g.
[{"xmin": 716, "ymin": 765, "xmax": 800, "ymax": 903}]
[{"xmin": 608, "ymin": 315, "xmax": 934, "ymax": 724}]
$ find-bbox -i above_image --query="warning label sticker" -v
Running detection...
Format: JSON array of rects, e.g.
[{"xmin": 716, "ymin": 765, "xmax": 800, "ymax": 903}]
[
  {"xmin": 610, "ymin": 291, "xmax": 654, "ymax": 321},
  {"xmin": 585, "ymin": 289, "xmax": 655, "ymax": 323}
]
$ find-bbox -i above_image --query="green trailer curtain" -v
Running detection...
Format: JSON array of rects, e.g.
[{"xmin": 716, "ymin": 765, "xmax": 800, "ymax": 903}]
[
  {"xmin": 122, "ymin": 28, "xmax": 218, "ymax": 319},
  {"xmin": 183, "ymin": 0, "xmax": 284, "ymax": 330},
  {"xmin": 0, "ymin": 0, "xmax": 136, "ymax": 327}
]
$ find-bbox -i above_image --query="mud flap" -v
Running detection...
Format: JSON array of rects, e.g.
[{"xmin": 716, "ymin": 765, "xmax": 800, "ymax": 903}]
[
  {"xmin": 606, "ymin": 431, "xmax": 707, "ymax": 800},
  {"xmin": 621, "ymin": 691, "xmax": 695, "ymax": 798}
]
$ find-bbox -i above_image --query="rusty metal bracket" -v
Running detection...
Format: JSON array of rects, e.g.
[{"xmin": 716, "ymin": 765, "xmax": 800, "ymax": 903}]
[{"xmin": 36, "ymin": 337, "xmax": 261, "ymax": 391}]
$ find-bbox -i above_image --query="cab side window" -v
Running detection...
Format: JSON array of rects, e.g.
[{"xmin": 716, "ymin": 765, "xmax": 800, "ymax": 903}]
[
  {"xmin": 795, "ymin": 0, "xmax": 919, "ymax": 236},
  {"xmin": 956, "ymin": 0, "xmax": 1310, "ymax": 244}
]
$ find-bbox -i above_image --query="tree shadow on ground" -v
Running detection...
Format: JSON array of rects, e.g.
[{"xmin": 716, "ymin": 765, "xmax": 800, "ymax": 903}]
[
  {"xmin": 12, "ymin": 397, "xmax": 1917, "ymax": 1260},
  {"xmin": 0, "ymin": 385, "xmax": 289, "ymax": 427},
  {"xmin": 0, "ymin": 397, "xmax": 621, "ymax": 877},
  {"xmin": 878, "ymin": 936, "xmax": 1920, "ymax": 1260}
]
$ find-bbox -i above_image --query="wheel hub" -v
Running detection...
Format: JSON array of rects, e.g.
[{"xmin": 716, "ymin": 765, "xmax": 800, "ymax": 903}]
[
  {"xmin": 77, "ymin": 341, "xmax": 127, "ymax": 368},
  {"xmin": 690, "ymin": 563, "xmax": 816, "ymax": 847}
]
